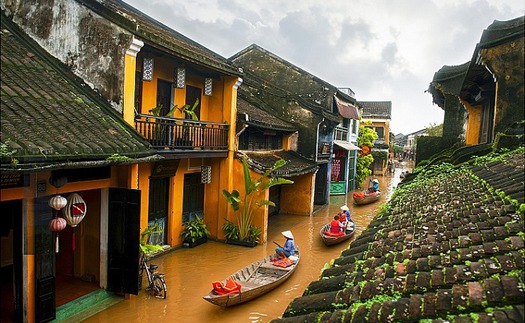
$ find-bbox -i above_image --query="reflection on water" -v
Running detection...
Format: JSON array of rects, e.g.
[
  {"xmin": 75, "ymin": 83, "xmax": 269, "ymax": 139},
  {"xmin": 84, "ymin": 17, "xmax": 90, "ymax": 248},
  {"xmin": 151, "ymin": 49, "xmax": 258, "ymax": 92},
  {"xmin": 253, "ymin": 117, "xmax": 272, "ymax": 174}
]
[{"xmin": 84, "ymin": 163, "xmax": 412, "ymax": 323}]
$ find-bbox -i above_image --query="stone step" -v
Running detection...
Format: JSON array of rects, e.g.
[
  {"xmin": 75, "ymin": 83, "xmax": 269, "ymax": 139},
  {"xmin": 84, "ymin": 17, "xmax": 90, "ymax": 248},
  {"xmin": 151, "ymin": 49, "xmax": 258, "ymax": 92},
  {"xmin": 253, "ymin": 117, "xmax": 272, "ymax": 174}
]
[{"xmin": 54, "ymin": 289, "xmax": 124, "ymax": 322}]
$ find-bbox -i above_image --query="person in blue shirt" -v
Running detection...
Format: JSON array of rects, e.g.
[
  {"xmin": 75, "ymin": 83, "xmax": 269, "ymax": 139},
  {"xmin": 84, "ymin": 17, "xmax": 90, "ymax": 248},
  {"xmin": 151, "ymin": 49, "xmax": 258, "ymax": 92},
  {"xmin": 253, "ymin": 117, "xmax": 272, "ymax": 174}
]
[
  {"xmin": 275, "ymin": 230, "xmax": 295, "ymax": 259},
  {"xmin": 368, "ymin": 179, "xmax": 380, "ymax": 193},
  {"xmin": 340, "ymin": 205, "xmax": 352, "ymax": 222}
]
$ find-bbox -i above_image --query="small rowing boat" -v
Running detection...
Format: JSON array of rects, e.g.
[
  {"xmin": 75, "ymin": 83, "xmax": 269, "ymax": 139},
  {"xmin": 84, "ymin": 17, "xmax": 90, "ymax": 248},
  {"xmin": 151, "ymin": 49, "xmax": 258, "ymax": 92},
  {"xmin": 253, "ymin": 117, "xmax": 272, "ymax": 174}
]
[
  {"xmin": 320, "ymin": 221, "xmax": 356, "ymax": 246},
  {"xmin": 352, "ymin": 191, "xmax": 381, "ymax": 205},
  {"xmin": 202, "ymin": 249, "xmax": 299, "ymax": 307}
]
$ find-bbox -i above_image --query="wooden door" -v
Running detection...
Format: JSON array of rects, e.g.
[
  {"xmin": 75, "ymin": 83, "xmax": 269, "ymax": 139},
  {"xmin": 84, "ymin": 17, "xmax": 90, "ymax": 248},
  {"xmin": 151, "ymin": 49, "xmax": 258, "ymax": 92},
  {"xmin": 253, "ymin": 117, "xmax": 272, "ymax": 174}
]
[{"xmin": 106, "ymin": 188, "xmax": 141, "ymax": 295}]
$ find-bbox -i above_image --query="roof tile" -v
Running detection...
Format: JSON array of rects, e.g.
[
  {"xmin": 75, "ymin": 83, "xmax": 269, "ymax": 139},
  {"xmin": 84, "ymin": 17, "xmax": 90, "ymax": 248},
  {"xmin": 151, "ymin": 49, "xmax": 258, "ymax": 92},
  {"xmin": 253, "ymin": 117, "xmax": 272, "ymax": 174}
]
[{"xmin": 1, "ymin": 13, "xmax": 153, "ymax": 169}]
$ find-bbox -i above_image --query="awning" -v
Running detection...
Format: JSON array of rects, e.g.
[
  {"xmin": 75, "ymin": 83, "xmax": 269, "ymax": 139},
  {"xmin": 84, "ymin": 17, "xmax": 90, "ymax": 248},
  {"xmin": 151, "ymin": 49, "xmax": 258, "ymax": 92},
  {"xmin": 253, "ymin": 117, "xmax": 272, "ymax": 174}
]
[
  {"xmin": 334, "ymin": 96, "xmax": 359, "ymax": 120},
  {"xmin": 334, "ymin": 140, "xmax": 361, "ymax": 151}
]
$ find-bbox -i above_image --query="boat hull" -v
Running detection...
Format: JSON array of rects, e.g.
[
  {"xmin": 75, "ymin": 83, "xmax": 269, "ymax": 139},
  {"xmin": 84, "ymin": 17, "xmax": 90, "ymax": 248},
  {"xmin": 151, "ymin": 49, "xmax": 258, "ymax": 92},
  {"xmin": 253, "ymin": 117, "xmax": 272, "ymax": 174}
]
[
  {"xmin": 203, "ymin": 251, "xmax": 299, "ymax": 307},
  {"xmin": 353, "ymin": 191, "xmax": 381, "ymax": 205},
  {"xmin": 320, "ymin": 222, "xmax": 356, "ymax": 246}
]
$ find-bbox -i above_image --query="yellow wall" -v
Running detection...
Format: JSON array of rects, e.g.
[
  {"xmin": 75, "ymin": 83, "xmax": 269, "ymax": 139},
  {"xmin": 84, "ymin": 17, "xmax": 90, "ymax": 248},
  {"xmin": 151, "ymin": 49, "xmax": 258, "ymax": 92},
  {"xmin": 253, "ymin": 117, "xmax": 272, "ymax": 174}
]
[{"xmin": 280, "ymin": 173, "xmax": 314, "ymax": 216}]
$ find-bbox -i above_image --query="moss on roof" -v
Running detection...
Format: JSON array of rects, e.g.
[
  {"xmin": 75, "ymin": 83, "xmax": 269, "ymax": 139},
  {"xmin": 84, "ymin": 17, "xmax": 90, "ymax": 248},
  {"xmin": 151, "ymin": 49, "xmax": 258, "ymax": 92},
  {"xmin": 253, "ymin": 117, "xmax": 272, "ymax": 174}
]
[
  {"xmin": 0, "ymin": 13, "xmax": 154, "ymax": 169},
  {"xmin": 271, "ymin": 148, "xmax": 524, "ymax": 322}
]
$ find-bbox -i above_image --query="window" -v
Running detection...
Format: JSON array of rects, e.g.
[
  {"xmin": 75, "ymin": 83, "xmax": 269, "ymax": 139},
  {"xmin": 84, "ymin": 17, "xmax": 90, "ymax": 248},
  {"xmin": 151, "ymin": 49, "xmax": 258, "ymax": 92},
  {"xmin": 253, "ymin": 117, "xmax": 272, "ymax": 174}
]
[
  {"xmin": 239, "ymin": 128, "xmax": 282, "ymax": 150},
  {"xmin": 375, "ymin": 127, "xmax": 384, "ymax": 139}
]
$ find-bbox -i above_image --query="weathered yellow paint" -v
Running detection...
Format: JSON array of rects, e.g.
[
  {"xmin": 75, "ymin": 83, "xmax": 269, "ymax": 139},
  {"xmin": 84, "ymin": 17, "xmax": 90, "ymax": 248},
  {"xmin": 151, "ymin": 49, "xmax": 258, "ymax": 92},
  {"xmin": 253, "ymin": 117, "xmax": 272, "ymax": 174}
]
[
  {"xmin": 27, "ymin": 254, "xmax": 35, "ymax": 323},
  {"xmin": 280, "ymin": 173, "xmax": 314, "ymax": 216},
  {"xmin": 138, "ymin": 163, "xmax": 152, "ymax": 238},
  {"xmin": 123, "ymin": 51, "xmax": 138, "ymax": 126}
]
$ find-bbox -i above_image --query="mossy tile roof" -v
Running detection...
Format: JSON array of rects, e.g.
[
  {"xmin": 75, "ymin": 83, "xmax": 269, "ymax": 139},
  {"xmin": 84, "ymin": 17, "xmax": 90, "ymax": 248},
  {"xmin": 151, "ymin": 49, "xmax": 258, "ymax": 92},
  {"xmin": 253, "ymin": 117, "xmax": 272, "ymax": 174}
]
[
  {"xmin": 240, "ymin": 150, "xmax": 318, "ymax": 178},
  {"xmin": 77, "ymin": 0, "xmax": 240, "ymax": 76},
  {"xmin": 237, "ymin": 98, "xmax": 296, "ymax": 132},
  {"xmin": 271, "ymin": 148, "xmax": 524, "ymax": 322},
  {"xmin": 358, "ymin": 101, "xmax": 392, "ymax": 119},
  {"xmin": 0, "ymin": 14, "xmax": 154, "ymax": 170}
]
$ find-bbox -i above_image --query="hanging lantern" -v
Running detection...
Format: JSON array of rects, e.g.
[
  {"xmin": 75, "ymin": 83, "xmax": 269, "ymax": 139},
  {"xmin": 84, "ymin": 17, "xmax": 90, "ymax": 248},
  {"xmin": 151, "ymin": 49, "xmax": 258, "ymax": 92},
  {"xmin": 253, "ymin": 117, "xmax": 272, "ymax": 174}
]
[
  {"xmin": 49, "ymin": 217, "xmax": 67, "ymax": 253},
  {"xmin": 48, "ymin": 195, "xmax": 67, "ymax": 211},
  {"xmin": 64, "ymin": 193, "xmax": 87, "ymax": 251}
]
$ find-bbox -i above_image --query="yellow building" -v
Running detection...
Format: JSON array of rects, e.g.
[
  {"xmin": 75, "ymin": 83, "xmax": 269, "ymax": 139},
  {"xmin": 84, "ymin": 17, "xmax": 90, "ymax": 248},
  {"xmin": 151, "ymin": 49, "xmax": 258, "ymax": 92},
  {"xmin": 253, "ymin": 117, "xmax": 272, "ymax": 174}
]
[
  {"xmin": 1, "ymin": 1, "xmax": 243, "ymax": 321},
  {"xmin": 358, "ymin": 101, "xmax": 392, "ymax": 176}
]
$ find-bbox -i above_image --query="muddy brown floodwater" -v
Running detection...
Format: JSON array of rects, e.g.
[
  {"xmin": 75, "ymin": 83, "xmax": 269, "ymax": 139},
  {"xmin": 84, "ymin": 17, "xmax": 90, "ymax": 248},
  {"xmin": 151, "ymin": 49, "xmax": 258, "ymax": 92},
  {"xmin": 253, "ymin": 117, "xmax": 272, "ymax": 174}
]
[{"xmin": 84, "ymin": 162, "xmax": 412, "ymax": 323}]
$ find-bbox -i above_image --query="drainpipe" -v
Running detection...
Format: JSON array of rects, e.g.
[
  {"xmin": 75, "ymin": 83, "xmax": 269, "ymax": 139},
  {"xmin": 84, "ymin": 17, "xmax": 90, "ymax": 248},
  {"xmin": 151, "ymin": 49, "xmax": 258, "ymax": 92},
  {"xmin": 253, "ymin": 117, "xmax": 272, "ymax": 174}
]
[{"xmin": 315, "ymin": 118, "xmax": 325, "ymax": 162}]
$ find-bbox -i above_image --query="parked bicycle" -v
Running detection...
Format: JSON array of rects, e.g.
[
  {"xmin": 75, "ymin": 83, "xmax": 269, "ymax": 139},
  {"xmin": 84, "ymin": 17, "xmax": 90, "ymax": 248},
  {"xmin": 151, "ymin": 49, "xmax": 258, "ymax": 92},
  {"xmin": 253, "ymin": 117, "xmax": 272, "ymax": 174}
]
[{"xmin": 141, "ymin": 254, "xmax": 167, "ymax": 299}]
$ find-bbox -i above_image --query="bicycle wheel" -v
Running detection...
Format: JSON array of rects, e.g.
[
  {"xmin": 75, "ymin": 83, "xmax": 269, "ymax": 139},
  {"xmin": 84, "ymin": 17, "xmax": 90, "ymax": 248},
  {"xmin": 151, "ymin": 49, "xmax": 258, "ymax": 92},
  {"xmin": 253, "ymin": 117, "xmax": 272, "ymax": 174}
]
[{"xmin": 152, "ymin": 275, "xmax": 167, "ymax": 299}]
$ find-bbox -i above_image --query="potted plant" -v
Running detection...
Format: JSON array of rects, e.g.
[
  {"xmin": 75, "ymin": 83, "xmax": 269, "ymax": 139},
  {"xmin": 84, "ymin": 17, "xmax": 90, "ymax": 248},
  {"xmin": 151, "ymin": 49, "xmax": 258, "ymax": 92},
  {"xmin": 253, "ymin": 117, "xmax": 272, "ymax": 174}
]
[
  {"xmin": 222, "ymin": 155, "xmax": 293, "ymax": 246},
  {"xmin": 180, "ymin": 216, "xmax": 211, "ymax": 248}
]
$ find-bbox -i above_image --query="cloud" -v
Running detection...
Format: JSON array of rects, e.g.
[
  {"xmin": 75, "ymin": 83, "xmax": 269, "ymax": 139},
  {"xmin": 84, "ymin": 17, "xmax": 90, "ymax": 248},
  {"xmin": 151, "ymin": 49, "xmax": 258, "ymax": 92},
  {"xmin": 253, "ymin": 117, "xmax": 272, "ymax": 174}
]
[{"xmin": 123, "ymin": 0, "xmax": 524, "ymax": 134}]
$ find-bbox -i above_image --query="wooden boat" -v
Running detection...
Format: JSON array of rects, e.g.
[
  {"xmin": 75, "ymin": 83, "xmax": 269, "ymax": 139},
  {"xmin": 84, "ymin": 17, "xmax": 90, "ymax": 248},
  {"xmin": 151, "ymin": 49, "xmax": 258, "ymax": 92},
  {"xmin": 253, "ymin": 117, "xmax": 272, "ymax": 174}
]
[
  {"xmin": 320, "ymin": 221, "xmax": 356, "ymax": 246},
  {"xmin": 202, "ymin": 249, "xmax": 300, "ymax": 307},
  {"xmin": 352, "ymin": 191, "xmax": 381, "ymax": 205}
]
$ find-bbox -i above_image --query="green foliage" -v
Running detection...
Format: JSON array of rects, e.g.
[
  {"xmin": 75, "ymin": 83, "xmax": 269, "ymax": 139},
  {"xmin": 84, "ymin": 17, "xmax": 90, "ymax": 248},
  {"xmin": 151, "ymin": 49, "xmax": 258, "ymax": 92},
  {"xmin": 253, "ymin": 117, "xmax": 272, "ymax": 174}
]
[
  {"xmin": 425, "ymin": 122, "xmax": 443, "ymax": 136},
  {"xmin": 180, "ymin": 216, "xmax": 211, "ymax": 243},
  {"xmin": 357, "ymin": 124, "xmax": 378, "ymax": 147},
  {"xmin": 139, "ymin": 224, "xmax": 164, "ymax": 258},
  {"xmin": 106, "ymin": 154, "xmax": 130, "ymax": 161},
  {"xmin": 355, "ymin": 125, "xmax": 377, "ymax": 188},
  {"xmin": 356, "ymin": 154, "xmax": 373, "ymax": 188},
  {"xmin": 222, "ymin": 218, "xmax": 240, "ymax": 240},
  {"xmin": 371, "ymin": 150, "xmax": 388, "ymax": 161},
  {"xmin": 148, "ymin": 98, "xmax": 200, "ymax": 120},
  {"xmin": 222, "ymin": 155, "xmax": 293, "ymax": 241},
  {"xmin": 0, "ymin": 142, "xmax": 18, "ymax": 168}
]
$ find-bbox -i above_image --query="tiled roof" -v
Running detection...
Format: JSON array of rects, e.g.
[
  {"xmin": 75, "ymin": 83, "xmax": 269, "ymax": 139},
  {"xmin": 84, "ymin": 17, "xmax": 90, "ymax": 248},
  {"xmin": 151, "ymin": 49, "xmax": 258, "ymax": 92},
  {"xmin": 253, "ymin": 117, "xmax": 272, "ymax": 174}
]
[
  {"xmin": 358, "ymin": 101, "xmax": 392, "ymax": 119},
  {"xmin": 272, "ymin": 148, "xmax": 524, "ymax": 322},
  {"xmin": 231, "ymin": 44, "xmax": 350, "ymax": 120},
  {"xmin": 77, "ymin": 0, "xmax": 240, "ymax": 76},
  {"xmin": 237, "ymin": 98, "xmax": 296, "ymax": 132},
  {"xmin": 428, "ymin": 62, "xmax": 470, "ymax": 108},
  {"xmin": 240, "ymin": 150, "xmax": 318, "ymax": 178},
  {"xmin": 0, "ymin": 13, "xmax": 154, "ymax": 170},
  {"xmin": 477, "ymin": 16, "xmax": 524, "ymax": 50}
]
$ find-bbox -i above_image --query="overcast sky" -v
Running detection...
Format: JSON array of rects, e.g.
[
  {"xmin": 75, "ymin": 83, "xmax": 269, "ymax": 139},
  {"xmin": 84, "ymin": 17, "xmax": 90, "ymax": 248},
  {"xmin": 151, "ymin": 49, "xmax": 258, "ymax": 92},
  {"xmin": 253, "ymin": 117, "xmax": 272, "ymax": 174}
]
[{"xmin": 123, "ymin": 0, "xmax": 524, "ymax": 135}]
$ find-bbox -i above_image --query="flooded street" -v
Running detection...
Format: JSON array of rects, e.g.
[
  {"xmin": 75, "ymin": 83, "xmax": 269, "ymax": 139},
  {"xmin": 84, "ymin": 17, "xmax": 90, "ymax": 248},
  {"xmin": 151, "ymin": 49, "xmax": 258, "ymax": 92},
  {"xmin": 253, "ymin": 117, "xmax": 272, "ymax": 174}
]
[{"xmin": 84, "ymin": 162, "xmax": 412, "ymax": 323}]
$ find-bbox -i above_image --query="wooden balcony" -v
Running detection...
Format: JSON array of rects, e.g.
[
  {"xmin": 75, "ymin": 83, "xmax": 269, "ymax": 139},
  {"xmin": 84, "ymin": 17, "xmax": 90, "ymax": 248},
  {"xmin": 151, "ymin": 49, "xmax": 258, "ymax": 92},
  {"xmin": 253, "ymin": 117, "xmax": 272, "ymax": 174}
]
[
  {"xmin": 334, "ymin": 126, "xmax": 349, "ymax": 141},
  {"xmin": 135, "ymin": 114, "xmax": 229, "ymax": 153}
]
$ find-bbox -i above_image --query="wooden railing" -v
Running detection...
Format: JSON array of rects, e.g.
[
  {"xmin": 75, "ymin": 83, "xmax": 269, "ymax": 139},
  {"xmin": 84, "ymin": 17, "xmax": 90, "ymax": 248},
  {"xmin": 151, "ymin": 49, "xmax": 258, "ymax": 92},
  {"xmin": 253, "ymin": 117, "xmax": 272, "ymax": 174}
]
[
  {"xmin": 135, "ymin": 114, "xmax": 229, "ymax": 150},
  {"xmin": 334, "ymin": 126, "xmax": 348, "ymax": 141}
]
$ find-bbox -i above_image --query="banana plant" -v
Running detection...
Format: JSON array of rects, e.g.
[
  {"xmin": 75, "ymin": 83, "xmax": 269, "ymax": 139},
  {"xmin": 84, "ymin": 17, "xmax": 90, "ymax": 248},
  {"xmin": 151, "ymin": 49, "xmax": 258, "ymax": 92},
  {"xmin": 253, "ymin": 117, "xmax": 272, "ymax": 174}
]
[{"xmin": 222, "ymin": 155, "xmax": 293, "ymax": 241}]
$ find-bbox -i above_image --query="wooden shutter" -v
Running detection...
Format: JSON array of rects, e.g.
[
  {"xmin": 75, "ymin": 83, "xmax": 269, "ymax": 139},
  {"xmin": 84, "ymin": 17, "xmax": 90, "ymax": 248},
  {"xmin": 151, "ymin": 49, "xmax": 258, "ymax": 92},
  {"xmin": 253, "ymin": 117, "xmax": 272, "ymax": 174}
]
[{"xmin": 106, "ymin": 188, "xmax": 141, "ymax": 295}]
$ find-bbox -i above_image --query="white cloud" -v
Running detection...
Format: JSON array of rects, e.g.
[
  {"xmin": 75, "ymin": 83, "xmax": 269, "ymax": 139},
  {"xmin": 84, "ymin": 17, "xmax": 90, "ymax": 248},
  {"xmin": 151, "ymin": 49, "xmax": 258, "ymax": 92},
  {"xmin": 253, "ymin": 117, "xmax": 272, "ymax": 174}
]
[{"xmin": 123, "ymin": 0, "xmax": 524, "ymax": 134}]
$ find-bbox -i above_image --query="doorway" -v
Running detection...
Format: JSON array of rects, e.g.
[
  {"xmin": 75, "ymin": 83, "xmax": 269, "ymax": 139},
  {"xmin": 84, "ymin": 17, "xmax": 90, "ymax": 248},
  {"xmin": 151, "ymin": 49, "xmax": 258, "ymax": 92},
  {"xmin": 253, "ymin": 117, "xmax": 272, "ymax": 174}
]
[{"xmin": 1, "ymin": 199, "xmax": 23, "ymax": 323}]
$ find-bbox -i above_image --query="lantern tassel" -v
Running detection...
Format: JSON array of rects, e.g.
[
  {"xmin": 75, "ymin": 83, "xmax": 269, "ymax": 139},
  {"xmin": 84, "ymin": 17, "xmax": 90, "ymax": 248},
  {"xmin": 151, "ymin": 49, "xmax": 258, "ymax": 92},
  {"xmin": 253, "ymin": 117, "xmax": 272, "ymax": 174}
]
[
  {"xmin": 72, "ymin": 231, "xmax": 76, "ymax": 251},
  {"xmin": 55, "ymin": 234, "xmax": 59, "ymax": 253}
]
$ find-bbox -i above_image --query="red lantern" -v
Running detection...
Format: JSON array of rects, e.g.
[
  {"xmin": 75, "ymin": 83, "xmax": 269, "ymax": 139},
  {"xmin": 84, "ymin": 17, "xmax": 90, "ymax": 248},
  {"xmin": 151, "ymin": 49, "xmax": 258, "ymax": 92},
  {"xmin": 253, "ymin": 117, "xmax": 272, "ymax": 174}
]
[
  {"xmin": 64, "ymin": 193, "xmax": 87, "ymax": 250},
  {"xmin": 49, "ymin": 217, "xmax": 67, "ymax": 253}
]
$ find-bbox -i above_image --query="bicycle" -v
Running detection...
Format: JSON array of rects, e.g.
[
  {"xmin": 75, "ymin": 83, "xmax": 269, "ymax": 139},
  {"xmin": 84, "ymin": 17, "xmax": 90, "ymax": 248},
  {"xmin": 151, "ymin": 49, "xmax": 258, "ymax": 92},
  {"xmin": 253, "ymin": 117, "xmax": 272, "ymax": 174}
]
[{"xmin": 141, "ymin": 254, "xmax": 167, "ymax": 299}]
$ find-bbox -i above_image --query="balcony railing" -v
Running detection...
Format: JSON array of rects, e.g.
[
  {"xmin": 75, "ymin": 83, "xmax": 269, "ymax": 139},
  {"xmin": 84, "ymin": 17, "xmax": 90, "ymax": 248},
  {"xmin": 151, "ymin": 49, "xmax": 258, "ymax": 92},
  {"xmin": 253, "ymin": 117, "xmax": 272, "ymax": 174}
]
[
  {"xmin": 334, "ymin": 126, "xmax": 349, "ymax": 141},
  {"xmin": 135, "ymin": 114, "xmax": 229, "ymax": 151}
]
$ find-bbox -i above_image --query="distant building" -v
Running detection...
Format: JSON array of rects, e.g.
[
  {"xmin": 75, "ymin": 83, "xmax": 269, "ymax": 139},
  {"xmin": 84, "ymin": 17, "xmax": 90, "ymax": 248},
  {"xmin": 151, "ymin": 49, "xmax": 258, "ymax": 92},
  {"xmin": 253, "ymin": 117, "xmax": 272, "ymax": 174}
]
[{"xmin": 358, "ymin": 101, "xmax": 392, "ymax": 176}]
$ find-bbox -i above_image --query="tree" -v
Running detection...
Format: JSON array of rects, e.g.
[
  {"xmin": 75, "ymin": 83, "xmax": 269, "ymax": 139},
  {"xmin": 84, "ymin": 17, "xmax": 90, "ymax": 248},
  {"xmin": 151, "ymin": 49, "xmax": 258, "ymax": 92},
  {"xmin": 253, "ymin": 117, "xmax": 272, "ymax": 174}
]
[
  {"xmin": 425, "ymin": 123, "xmax": 443, "ymax": 136},
  {"xmin": 355, "ymin": 124, "xmax": 378, "ymax": 188}
]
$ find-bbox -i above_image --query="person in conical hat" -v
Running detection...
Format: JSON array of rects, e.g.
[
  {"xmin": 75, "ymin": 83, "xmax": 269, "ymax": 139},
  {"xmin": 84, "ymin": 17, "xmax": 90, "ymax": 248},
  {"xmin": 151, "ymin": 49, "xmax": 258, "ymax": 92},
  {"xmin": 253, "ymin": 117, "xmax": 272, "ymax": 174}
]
[
  {"xmin": 275, "ymin": 230, "xmax": 295, "ymax": 259},
  {"xmin": 340, "ymin": 205, "xmax": 352, "ymax": 222}
]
